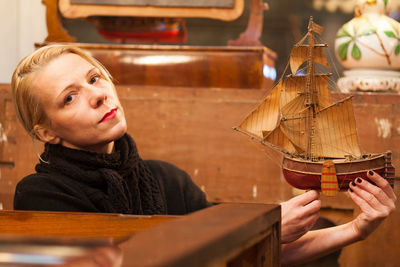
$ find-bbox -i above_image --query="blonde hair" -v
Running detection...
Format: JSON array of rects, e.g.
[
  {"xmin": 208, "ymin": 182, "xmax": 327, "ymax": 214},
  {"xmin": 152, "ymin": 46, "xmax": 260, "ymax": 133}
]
[{"xmin": 11, "ymin": 44, "xmax": 113, "ymax": 139}]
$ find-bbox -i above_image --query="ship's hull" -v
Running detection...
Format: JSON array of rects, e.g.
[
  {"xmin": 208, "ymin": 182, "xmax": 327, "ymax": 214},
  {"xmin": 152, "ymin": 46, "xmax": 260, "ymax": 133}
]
[{"xmin": 282, "ymin": 153, "xmax": 394, "ymax": 191}]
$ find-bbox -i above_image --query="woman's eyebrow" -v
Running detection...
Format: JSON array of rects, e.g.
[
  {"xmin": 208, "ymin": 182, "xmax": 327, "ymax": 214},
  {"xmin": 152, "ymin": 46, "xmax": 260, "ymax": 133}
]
[
  {"xmin": 57, "ymin": 83, "xmax": 75, "ymax": 99},
  {"xmin": 86, "ymin": 67, "xmax": 98, "ymax": 76},
  {"xmin": 57, "ymin": 67, "xmax": 96, "ymax": 98}
]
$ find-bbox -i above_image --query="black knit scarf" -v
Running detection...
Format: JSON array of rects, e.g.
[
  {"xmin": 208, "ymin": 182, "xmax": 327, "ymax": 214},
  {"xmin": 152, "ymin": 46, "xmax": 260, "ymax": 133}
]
[{"xmin": 36, "ymin": 134, "xmax": 166, "ymax": 215}]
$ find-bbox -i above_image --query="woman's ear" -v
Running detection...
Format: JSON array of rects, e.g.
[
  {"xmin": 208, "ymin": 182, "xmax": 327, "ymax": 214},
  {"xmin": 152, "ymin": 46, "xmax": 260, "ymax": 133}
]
[{"xmin": 33, "ymin": 125, "xmax": 60, "ymax": 144}]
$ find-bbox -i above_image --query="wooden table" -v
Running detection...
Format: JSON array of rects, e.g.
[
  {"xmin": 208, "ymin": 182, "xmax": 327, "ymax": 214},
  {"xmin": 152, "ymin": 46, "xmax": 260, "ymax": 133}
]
[{"xmin": 0, "ymin": 203, "xmax": 281, "ymax": 266}]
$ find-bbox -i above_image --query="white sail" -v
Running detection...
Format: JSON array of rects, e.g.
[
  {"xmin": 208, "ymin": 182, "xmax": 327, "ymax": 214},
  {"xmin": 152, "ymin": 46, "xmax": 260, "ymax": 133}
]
[
  {"xmin": 290, "ymin": 45, "xmax": 330, "ymax": 75},
  {"xmin": 282, "ymin": 74, "xmax": 332, "ymax": 110},
  {"xmin": 279, "ymin": 94, "xmax": 310, "ymax": 153},
  {"xmin": 237, "ymin": 82, "xmax": 282, "ymax": 139},
  {"xmin": 264, "ymin": 125, "xmax": 298, "ymax": 154},
  {"xmin": 313, "ymin": 97, "xmax": 362, "ymax": 158}
]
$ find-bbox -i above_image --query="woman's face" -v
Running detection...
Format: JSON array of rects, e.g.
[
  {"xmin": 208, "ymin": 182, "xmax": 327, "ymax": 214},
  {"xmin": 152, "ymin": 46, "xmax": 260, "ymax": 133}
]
[{"xmin": 33, "ymin": 53, "xmax": 127, "ymax": 153}]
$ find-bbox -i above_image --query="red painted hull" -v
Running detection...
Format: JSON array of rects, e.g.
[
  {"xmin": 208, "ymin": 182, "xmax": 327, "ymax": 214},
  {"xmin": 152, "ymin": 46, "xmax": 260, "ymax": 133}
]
[{"xmin": 282, "ymin": 154, "xmax": 394, "ymax": 191}]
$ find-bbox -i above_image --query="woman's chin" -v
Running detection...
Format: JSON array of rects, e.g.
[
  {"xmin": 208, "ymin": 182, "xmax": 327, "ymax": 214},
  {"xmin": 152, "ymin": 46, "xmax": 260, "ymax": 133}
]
[{"xmin": 107, "ymin": 119, "xmax": 127, "ymax": 140}]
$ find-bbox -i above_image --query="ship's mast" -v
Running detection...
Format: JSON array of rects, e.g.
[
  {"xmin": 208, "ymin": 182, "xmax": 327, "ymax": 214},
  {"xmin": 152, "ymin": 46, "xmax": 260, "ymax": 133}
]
[{"xmin": 305, "ymin": 17, "xmax": 318, "ymax": 161}]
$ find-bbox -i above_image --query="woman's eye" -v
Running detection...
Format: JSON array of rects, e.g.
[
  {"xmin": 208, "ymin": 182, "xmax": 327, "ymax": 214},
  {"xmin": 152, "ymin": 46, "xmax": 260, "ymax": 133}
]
[
  {"xmin": 89, "ymin": 75, "xmax": 100, "ymax": 84},
  {"xmin": 64, "ymin": 94, "xmax": 75, "ymax": 105}
]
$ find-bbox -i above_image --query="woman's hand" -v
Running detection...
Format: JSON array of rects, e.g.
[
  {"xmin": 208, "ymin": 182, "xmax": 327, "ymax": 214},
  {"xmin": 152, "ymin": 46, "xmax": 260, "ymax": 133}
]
[
  {"xmin": 281, "ymin": 190, "xmax": 321, "ymax": 244},
  {"xmin": 348, "ymin": 170, "xmax": 397, "ymax": 241}
]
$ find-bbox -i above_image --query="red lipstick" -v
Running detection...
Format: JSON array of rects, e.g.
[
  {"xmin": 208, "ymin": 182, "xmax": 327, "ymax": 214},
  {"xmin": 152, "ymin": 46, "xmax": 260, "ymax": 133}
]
[{"xmin": 99, "ymin": 108, "xmax": 117, "ymax": 123}]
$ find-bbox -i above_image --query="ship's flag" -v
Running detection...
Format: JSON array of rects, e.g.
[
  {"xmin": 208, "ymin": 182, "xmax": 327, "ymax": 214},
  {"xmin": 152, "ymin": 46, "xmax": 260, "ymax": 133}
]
[
  {"xmin": 321, "ymin": 160, "xmax": 338, "ymax": 197},
  {"xmin": 308, "ymin": 18, "xmax": 324, "ymax": 36}
]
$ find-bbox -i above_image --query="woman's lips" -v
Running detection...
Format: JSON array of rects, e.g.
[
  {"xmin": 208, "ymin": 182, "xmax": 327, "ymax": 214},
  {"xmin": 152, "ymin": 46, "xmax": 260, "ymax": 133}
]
[{"xmin": 99, "ymin": 108, "xmax": 117, "ymax": 124}]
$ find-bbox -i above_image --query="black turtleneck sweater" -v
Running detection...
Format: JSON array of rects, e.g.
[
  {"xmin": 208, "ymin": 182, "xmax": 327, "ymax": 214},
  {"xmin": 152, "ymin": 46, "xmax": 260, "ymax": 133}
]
[{"xmin": 14, "ymin": 134, "xmax": 211, "ymax": 215}]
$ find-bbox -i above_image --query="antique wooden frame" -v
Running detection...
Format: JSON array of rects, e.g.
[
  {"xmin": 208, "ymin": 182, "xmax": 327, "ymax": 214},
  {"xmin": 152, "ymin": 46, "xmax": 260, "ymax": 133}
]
[
  {"xmin": 58, "ymin": 0, "xmax": 245, "ymax": 21},
  {"xmin": 42, "ymin": 0, "xmax": 269, "ymax": 46}
]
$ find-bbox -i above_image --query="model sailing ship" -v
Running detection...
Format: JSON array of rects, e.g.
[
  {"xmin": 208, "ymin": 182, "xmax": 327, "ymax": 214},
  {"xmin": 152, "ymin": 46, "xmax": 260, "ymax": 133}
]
[{"xmin": 234, "ymin": 17, "xmax": 395, "ymax": 197}]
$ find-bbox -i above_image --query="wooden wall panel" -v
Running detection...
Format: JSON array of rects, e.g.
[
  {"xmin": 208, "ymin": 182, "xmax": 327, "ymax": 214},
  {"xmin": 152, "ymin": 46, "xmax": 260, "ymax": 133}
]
[
  {"xmin": 0, "ymin": 87, "xmax": 41, "ymax": 209},
  {"xmin": 117, "ymin": 85, "xmax": 289, "ymax": 204}
]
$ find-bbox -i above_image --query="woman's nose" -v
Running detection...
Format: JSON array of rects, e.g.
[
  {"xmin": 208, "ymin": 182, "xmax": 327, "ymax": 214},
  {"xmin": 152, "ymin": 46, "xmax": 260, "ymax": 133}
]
[{"xmin": 88, "ymin": 86, "xmax": 107, "ymax": 108}]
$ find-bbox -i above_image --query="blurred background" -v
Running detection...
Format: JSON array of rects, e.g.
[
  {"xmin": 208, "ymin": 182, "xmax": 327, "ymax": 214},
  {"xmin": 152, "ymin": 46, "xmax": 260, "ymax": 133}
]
[{"xmin": 2, "ymin": 0, "xmax": 399, "ymax": 84}]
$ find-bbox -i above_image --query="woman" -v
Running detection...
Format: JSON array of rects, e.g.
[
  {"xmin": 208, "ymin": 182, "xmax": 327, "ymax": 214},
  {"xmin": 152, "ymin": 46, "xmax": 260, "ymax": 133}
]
[
  {"xmin": 12, "ymin": 45, "xmax": 210, "ymax": 215},
  {"xmin": 11, "ymin": 45, "xmax": 396, "ymax": 266}
]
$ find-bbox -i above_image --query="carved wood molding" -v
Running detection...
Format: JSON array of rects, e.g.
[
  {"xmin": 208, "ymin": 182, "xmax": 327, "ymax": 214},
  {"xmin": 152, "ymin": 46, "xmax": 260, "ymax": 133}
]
[
  {"xmin": 42, "ymin": 0, "xmax": 76, "ymax": 42},
  {"xmin": 228, "ymin": 0, "xmax": 268, "ymax": 47}
]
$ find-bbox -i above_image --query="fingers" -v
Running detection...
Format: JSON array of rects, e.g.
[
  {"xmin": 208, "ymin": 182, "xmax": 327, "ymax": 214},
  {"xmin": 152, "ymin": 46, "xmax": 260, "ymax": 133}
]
[
  {"xmin": 284, "ymin": 190, "xmax": 321, "ymax": 217},
  {"xmin": 280, "ymin": 208, "xmax": 320, "ymax": 244},
  {"xmin": 301, "ymin": 210, "xmax": 320, "ymax": 229},
  {"xmin": 348, "ymin": 189, "xmax": 371, "ymax": 212},
  {"xmin": 292, "ymin": 190, "xmax": 320, "ymax": 206},
  {"xmin": 349, "ymin": 175, "xmax": 396, "ymax": 217},
  {"xmin": 348, "ymin": 171, "xmax": 397, "ymax": 241},
  {"xmin": 302, "ymin": 196, "xmax": 322, "ymax": 214},
  {"xmin": 293, "ymin": 192, "xmax": 321, "ymax": 225},
  {"xmin": 355, "ymin": 177, "xmax": 394, "ymax": 210},
  {"xmin": 367, "ymin": 170, "xmax": 397, "ymax": 201},
  {"xmin": 349, "ymin": 182, "xmax": 384, "ymax": 217},
  {"xmin": 280, "ymin": 191, "xmax": 321, "ymax": 243}
]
